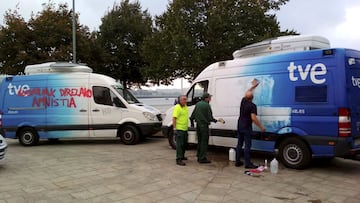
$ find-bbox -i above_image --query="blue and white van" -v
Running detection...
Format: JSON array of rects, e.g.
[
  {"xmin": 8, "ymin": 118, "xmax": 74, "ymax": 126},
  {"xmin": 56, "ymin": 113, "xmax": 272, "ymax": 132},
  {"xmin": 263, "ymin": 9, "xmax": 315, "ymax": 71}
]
[
  {"xmin": 162, "ymin": 35, "xmax": 360, "ymax": 169},
  {"xmin": 0, "ymin": 62, "xmax": 162, "ymax": 146}
]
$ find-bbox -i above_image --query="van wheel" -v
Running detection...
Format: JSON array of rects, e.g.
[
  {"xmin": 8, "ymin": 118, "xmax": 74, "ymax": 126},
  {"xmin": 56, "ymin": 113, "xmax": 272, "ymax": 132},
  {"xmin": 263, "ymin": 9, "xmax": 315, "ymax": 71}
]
[
  {"xmin": 18, "ymin": 127, "xmax": 39, "ymax": 146},
  {"xmin": 278, "ymin": 137, "xmax": 311, "ymax": 169},
  {"xmin": 168, "ymin": 129, "xmax": 176, "ymax": 149},
  {"xmin": 120, "ymin": 125, "xmax": 140, "ymax": 145}
]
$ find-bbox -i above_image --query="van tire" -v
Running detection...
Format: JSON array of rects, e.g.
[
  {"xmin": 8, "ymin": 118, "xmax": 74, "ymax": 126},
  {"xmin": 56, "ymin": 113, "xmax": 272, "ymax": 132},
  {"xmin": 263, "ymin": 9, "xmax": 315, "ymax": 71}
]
[
  {"xmin": 278, "ymin": 137, "xmax": 311, "ymax": 169},
  {"xmin": 168, "ymin": 129, "xmax": 176, "ymax": 149},
  {"xmin": 120, "ymin": 125, "xmax": 140, "ymax": 145},
  {"xmin": 18, "ymin": 127, "xmax": 39, "ymax": 146}
]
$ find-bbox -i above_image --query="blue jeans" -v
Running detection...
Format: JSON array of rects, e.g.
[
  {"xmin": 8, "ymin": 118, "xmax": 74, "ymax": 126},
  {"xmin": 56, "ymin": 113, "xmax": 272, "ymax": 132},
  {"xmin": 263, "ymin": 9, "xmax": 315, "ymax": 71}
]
[{"xmin": 236, "ymin": 128, "xmax": 252, "ymax": 166}]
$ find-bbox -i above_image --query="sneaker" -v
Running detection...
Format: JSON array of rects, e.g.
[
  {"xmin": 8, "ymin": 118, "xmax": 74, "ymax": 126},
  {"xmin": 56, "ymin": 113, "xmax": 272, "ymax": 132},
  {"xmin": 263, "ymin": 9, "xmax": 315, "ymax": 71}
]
[
  {"xmin": 181, "ymin": 157, "xmax": 188, "ymax": 160},
  {"xmin": 235, "ymin": 161, "xmax": 244, "ymax": 167},
  {"xmin": 245, "ymin": 163, "xmax": 258, "ymax": 169},
  {"xmin": 198, "ymin": 159, "xmax": 211, "ymax": 164},
  {"xmin": 176, "ymin": 160, "xmax": 186, "ymax": 166}
]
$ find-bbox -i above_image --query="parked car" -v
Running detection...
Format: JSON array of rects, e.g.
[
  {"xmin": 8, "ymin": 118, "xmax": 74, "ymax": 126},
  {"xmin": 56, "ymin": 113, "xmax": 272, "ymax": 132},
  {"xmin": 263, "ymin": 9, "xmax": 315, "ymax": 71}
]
[{"xmin": 0, "ymin": 134, "xmax": 7, "ymax": 162}]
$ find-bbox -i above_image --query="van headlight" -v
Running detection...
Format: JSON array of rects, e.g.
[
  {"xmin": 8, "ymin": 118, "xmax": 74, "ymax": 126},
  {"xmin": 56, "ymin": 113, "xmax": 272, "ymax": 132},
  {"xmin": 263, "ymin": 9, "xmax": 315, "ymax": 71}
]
[{"xmin": 143, "ymin": 112, "xmax": 156, "ymax": 121}]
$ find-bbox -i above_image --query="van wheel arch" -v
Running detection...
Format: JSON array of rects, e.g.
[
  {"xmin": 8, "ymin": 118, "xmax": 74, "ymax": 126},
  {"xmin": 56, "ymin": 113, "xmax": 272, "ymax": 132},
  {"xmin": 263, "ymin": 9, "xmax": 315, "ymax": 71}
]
[
  {"xmin": 275, "ymin": 134, "xmax": 307, "ymax": 149},
  {"xmin": 118, "ymin": 124, "xmax": 140, "ymax": 145},
  {"xmin": 17, "ymin": 127, "xmax": 39, "ymax": 146},
  {"xmin": 277, "ymin": 136, "xmax": 312, "ymax": 169}
]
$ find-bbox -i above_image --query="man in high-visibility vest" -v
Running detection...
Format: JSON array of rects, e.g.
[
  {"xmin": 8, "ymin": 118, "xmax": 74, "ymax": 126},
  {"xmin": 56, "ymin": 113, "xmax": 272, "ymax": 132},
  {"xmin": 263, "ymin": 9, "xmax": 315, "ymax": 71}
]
[{"xmin": 173, "ymin": 95, "xmax": 189, "ymax": 166}]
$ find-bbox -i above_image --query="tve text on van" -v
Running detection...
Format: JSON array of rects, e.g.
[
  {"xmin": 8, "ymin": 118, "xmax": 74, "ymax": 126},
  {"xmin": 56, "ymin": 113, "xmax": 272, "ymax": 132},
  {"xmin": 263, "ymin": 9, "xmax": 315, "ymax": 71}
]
[
  {"xmin": 287, "ymin": 62, "xmax": 327, "ymax": 84},
  {"xmin": 352, "ymin": 76, "xmax": 360, "ymax": 88}
]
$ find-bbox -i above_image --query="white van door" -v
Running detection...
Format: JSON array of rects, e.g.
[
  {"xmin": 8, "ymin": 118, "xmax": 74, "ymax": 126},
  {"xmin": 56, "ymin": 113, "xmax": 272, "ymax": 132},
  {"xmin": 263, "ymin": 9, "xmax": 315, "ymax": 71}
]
[{"xmin": 89, "ymin": 86, "xmax": 124, "ymax": 137}]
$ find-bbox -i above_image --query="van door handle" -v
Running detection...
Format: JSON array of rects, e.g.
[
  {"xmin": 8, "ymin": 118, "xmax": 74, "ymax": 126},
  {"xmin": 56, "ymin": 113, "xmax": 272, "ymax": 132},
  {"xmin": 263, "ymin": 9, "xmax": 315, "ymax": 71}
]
[
  {"xmin": 92, "ymin": 109, "xmax": 100, "ymax": 112},
  {"xmin": 79, "ymin": 109, "xmax": 87, "ymax": 112}
]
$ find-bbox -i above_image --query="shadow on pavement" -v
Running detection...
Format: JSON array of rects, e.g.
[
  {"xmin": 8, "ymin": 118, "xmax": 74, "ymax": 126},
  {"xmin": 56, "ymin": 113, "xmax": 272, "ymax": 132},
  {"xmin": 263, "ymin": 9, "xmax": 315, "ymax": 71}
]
[{"xmin": 6, "ymin": 136, "xmax": 165, "ymax": 147}]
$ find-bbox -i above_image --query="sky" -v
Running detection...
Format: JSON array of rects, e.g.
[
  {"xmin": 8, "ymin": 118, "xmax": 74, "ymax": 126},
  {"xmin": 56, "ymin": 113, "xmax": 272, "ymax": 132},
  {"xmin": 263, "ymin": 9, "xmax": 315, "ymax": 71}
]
[
  {"xmin": 1, "ymin": 0, "xmax": 360, "ymax": 88},
  {"xmin": 1, "ymin": 0, "xmax": 360, "ymax": 50}
]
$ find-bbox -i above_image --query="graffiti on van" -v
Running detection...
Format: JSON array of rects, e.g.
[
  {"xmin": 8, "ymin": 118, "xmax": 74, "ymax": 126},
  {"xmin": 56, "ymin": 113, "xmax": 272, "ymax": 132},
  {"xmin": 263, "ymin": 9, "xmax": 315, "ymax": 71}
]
[{"xmin": 6, "ymin": 83, "xmax": 92, "ymax": 108}]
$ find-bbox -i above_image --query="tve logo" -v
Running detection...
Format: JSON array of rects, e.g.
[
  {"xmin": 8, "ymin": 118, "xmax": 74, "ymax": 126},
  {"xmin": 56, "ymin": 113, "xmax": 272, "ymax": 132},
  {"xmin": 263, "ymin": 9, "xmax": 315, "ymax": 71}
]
[
  {"xmin": 287, "ymin": 62, "xmax": 327, "ymax": 84},
  {"xmin": 352, "ymin": 76, "xmax": 360, "ymax": 88},
  {"xmin": 7, "ymin": 83, "xmax": 30, "ymax": 96}
]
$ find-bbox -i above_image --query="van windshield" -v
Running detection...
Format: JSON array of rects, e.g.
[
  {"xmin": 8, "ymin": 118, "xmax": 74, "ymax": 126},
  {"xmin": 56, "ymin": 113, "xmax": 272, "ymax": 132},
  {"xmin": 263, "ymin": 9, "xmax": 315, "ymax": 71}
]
[{"xmin": 112, "ymin": 84, "xmax": 140, "ymax": 104}]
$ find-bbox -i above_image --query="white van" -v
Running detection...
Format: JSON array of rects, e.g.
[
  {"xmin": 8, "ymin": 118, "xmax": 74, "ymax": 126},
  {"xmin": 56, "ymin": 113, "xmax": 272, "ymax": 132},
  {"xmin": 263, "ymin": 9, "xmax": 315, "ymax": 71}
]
[
  {"xmin": 162, "ymin": 35, "xmax": 360, "ymax": 169},
  {"xmin": 0, "ymin": 62, "xmax": 162, "ymax": 146}
]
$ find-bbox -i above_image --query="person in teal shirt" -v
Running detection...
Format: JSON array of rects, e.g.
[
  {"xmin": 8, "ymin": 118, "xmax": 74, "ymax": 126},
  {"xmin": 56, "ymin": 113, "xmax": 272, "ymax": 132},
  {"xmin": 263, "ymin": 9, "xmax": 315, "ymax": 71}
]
[
  {"xmin": 172, "ymin": 95, "xmax": 189, "ymax": 166},
  {"xmin": 190, "ymin": 93, "xmax": 218, "ymax": 164}
]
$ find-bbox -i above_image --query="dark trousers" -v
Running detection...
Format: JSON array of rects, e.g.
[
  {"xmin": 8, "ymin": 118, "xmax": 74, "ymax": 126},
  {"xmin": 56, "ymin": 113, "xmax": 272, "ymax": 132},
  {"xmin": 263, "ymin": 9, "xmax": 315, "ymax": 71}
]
[
  {"xmin": 196, "ymin": 124, "xmax": 209, "ymax": 161},
  {"xmin": 176, "ymin": 130, "xmax": 188, "ymax": 160},
  {"xmin": 236, "ymin": 128, "xmax": 252, "ymax": 166}
]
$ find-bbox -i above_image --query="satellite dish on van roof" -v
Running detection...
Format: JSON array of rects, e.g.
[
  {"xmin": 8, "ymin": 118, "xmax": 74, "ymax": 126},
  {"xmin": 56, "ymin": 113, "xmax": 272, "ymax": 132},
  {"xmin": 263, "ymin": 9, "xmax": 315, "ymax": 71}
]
[
  {"xmin": 232, "ymin": 35, "xmax": 331, "ymax": 58},
  {"xmin": 24, "ymin": 62, "xmax": 93, "ymax": 75}
]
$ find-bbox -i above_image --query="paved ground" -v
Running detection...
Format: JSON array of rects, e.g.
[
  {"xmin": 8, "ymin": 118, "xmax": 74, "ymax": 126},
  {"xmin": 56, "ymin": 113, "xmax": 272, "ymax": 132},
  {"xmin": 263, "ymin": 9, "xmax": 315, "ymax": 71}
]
[{"xmin": 0, "ymin": 136, "xmax": 359, "ymax": 203}]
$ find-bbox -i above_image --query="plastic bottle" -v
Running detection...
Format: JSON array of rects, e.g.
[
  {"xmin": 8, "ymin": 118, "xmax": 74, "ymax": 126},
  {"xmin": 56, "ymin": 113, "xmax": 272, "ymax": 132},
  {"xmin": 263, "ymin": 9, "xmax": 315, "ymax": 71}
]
[
  {"xmin": 229, "ymin": 148, "xmax": 236, "ymax": 161},
  {"xmin": 264, "ymin": 159, "xmax": 268, "ymax": 170},
  {"xmin": 270, "ymin": 158, "xmax": 278, "ymax": 174}
]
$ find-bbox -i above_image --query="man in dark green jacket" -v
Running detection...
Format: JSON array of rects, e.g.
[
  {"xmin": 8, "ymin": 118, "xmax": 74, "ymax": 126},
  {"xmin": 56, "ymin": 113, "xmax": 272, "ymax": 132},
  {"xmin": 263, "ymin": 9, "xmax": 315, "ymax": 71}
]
[{"xmin": 190, "ymin": 93, "xmax": 218, "ymax": 164}]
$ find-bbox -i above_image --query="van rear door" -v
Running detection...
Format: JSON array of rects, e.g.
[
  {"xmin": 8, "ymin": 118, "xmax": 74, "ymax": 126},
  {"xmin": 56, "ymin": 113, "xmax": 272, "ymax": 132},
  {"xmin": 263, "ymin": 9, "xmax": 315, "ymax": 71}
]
[{"xmin": 346, "ymin": 52, "xmax": 360, "ymax": 148}]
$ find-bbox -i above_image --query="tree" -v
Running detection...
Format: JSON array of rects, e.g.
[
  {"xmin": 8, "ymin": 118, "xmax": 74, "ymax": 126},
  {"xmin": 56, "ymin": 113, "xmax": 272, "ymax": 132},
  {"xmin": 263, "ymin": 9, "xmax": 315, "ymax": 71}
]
[
  {"xmin": 28, "ymin": 3, "xmax": 93, "ymax": 64},
  {"xmin": 0, "ymin": 9, "xmax": 32, "ymax": 74},
  {"xmin": 141, "ymin": 28, "xmax": 176, "ymax": 85},
  {"xmin": 98, "ymin": 0, "xmax": 152, "ymax": 87},
  {"xmin": 0, "ymin": 2, "xmax": 97, "ymax": 74},
  {"xmin": 141, "ymin": 0, "xmax": 297, "ymax": 84},
  {"xmin": 81, "ymin": 31, "xmax": 107, "ymax": 73}
]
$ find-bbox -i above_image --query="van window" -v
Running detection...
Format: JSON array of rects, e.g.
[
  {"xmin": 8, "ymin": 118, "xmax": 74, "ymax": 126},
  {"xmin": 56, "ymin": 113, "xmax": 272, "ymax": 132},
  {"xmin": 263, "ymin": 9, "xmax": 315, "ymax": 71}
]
[
  {"xmin": 93, "ymin": 86, "xmax": 113, "ymax": 106},
  {"xmin": 110, "ymin": 91, "xmax": 126, "ymax": 108},
  {"xmin": 93, "ymin": 86, "xmax": 126, "ymax": 107},
  {"xmin": 186, "ymin": 80, "xmax": 208, "ymax": 106},
  {"xmin": 295, "ymin": 85, "xmax": 327, "ymax": 102},
  {"xmin": 112, "ymin": 84, "xmax": 139, "ymax": 104}
]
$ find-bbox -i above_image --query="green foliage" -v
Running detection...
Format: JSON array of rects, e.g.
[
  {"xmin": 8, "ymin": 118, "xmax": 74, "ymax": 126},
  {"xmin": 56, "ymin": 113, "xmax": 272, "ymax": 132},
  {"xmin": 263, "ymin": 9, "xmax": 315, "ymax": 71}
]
[
  {"xmin": 98, "ymin": 0, "xmax": 152, "ymax": 87},
  {"xmin": 0, "ymin": 10, "xmax": 32, "ymax": 74},
  {"xmin": 28, "ymin": 3, "xmax": 93, "ymax": 63},
  {"xmin": 0, "ymin": 3, "xmax": 96, "ymax": 74},
  {"xmin": 28, "ymin": 3, "xmax": 73, "ymax": 62},
  {"xmin": 141, "ymin": 0, "xmax": 297, "ymax": 84},
  {"xmin": 0, "ymin": 0, "xmax": 297, "ymax": 86},
  {"xmin": 80, "ymin": 31, "xmax": 107, "ymax": 74}
]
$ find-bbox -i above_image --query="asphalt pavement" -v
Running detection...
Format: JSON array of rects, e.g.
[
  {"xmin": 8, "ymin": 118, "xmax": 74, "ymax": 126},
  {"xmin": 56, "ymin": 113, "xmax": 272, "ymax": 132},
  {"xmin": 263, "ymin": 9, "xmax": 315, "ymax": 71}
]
[{"xmin": 0, "ymin": 137, "xmax": 359, "ymax": 203}]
